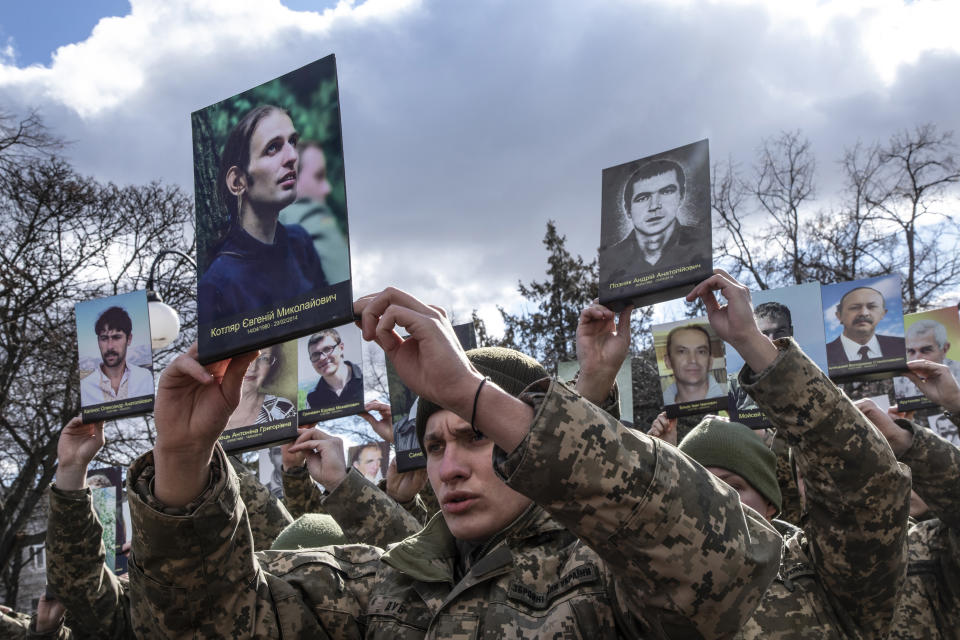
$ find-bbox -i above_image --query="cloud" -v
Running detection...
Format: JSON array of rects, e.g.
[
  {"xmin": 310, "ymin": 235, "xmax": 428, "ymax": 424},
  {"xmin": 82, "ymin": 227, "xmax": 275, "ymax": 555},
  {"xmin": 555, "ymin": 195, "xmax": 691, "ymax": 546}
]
[{"xmin": 1, "ymin": 0, "xmax": 959, "ymax": 331}]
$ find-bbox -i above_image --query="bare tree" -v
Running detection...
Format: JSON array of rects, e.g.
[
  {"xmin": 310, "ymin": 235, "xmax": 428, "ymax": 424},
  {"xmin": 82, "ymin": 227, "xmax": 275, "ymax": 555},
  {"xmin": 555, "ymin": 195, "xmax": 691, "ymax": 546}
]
[
  {"xmin": 0, "ymin": 111, "xmax": 196, "ymax": 606},
  {"xmin": 863, "ymin": 125, "xmax": 960, "ymax": 311}
]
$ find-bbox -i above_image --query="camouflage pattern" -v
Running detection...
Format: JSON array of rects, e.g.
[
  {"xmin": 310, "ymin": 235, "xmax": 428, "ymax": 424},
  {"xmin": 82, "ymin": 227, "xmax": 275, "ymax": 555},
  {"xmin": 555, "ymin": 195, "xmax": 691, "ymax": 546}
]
[
  {"xmin": 0, "ymin": 607, "xmax": 30, "ymax": 639},
  {"xmin": 44, "ymin": 486, "xmax": 133, "ymax": 639},
  {"xmin": 320, "ymin": 467, "xmax": 423, "ymax": 547},
  {"xmin": 127, "ymin": 375, "xmax": 780, "ymax": 638},
  {"xmin": 736, "ymin": 338, "xmax": 911, "ymax": 639},
  {"xmin": 282, "ymin": 462, "xmax": 427, "ymax": 541},
  {"xmin": 281, "ymin": 465, "xmax": 323, "ymax": 520},
  {"xmin": 770, "ymin": 429, "xmax": 802, "ymax": 526},
  {"xmin": 888, "ymin": 422, "xmax": 960, "ymax": 639},
  {"xmin": 229, "ymin": 456, "xmax": 294, "ymax": 550}
]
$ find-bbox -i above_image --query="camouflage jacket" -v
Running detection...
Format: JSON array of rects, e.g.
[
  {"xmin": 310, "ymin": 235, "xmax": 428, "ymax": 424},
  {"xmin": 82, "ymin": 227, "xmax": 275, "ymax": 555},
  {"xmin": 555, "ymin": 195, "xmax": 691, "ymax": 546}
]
[
  {"xmin": 127, "ymin": 378, "xmax": 781, "ymax": 639},
  {"xmin": 45, "ymin": 486, "xmax": 133, "ymax": 639},
  {"xmin": 0, "ymin": 608, "xmax": 30, "ymax": 640},
  {"xmin": 229, "ymin": 456, "xmax": 294, "ymax": 550},
  {"xmin": 0, "ymin": 610, "xmax": 73, "ymax": 640},
  {"xmin": 735, "ymin": 339, "xmax": 911, "ymax": 639},
  {"xmin": 283, "ymin": 463, "xmax": 432, "ymax": 533},
  {"xmin": 888, "ymin": 419, "xmax": 960, "ymax": 639},
  {"xmin": 303, "ymin": 466, "xmax": 425, "ymax": 548},
  {"xmin": 280, "ymin": 464, "xmax": 319, "ymax": 521}
]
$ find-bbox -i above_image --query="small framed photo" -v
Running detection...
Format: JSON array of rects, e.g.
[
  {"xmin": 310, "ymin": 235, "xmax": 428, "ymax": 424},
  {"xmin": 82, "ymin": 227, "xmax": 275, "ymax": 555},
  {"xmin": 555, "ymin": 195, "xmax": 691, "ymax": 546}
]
[
  {"xmin": 652, "ymin": 317, "xmax": 727, "ymax": 418},
  {"xmin": 822, "ymin": 275, "xmax": 906, "ymax": 381},
  {"xmin": 599, "ymin": 139, "xmax": 712, "ymax": 309},
  {"xmin": 893, "ymin": 306, "xmax": 960, "ymax": 411},
  {"xmin": 75, "ymin": 290, "xmax": 155, "ymax": 422}
]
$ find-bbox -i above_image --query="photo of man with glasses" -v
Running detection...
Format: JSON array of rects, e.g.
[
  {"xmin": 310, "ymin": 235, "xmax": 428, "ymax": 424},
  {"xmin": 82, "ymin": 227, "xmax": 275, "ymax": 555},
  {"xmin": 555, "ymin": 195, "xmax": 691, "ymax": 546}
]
[{"xmin": 304, "ymin": 327, "xmax": 364, "ymax": 410}]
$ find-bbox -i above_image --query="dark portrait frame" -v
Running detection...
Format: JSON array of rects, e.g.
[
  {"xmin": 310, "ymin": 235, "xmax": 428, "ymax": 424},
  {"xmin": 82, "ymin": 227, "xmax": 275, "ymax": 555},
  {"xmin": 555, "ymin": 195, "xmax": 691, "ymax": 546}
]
[
  {"xmin": 599, "ymin": 139, "xmax": 712, "ymax": 310},
  {"xmin": 193, "ymin": 54, "xmax": 354, "ymax": 364}
]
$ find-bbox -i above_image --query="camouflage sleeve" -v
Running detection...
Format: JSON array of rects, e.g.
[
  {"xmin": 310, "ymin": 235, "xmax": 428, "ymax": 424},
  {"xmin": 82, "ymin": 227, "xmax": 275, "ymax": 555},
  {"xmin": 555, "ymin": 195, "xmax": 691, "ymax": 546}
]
[
  {"xmin": 571, "ymin": 368, "xmax": 622, "ymax": 419},
  {"xmin": 127, "ymin": 444, "xmax": 377, "ymax": 637},
  {"xmin": 741, "ymin": 338, "xmax": 911, "ymax": 639},
  {"xmin": 898, "ymin": 420, "xmax": 960, "ymax": 530},
  {"xmin": 45, "ymin": 485, "xmax": 132, "ymax": 639},
  {"xmin": 230, "ymin": 457, "xmax": 294, "ymax": 550},
  {"xmin": 1, "ymin": 608, "xmax": 31, "ymax": 637},
  {"xmin": 494, "ymin": 378, "xmax": 782, "ymax": 639},
  {"xmin": 282, "ymin": 465, "xmax": 326, "ymax": 519},
  {"xmin": 321, "ymin": 468, "xmax": 422, "ymax": 546}
]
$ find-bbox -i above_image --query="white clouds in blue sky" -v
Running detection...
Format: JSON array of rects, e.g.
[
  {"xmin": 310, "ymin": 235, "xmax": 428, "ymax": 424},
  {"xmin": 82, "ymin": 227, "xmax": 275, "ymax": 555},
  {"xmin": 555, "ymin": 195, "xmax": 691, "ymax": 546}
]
[{"xmin": 1, "ymin": 0, "xmax": 959, "ymax": 333}]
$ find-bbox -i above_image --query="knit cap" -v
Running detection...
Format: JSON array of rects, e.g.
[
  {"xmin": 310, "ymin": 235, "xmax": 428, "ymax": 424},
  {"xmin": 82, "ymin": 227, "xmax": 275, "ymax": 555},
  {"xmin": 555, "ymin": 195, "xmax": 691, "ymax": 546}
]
[
  {"xmin": 415, "ymin": 347, "xmax": 548, "ymax": 449},
  {"xmin": 678, "ymin": 416, "xmax": 782, "ymax": 516},
  {"xmin": 270, "ymin": 514, "xmax": 347, "ymax": 550}
]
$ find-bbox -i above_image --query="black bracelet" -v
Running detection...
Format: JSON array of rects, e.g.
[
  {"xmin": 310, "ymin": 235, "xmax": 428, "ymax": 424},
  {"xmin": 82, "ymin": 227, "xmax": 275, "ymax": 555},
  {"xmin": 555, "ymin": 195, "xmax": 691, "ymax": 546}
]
[{"xmin": 470, "ymin": 377, "xmax": 489, "ymax": 437}]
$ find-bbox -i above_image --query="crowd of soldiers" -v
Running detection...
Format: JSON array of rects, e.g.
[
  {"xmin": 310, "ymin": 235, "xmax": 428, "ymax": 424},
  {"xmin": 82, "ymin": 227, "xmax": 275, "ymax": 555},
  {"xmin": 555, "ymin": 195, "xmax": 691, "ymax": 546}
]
[{"xmin": 2, "ymin": 270, "xmax": 959, "ymax": 638}]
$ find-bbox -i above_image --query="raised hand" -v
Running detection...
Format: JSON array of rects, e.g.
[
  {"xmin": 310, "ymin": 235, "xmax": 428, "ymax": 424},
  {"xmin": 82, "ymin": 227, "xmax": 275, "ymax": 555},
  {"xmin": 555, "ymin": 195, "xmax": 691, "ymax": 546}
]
[
  {"xmin": 34, "ymin": 594, "xmax": 65, "ymax": 633},
  {"xmin": 385, "ymin": 458, "xmax": 427, "ymax": 504},
  {"xmin": 686, "ymin": 269, "xmax": 779, "ymax": 373},
  {"xmin": 355, "ymin": 288, "xmax": 481, "ymax": 419},
  {"xmin": 152, "ymin": 342, "xmax": 259, "ymax": 507},
  {"xmin": 280, "ymin": 440, "xmax": 306, "ymax": 471},
  {"xmin": 575, "ymin": 302, "xmax": 632, "ymax": 406},
  {"xmin": 903, "ymin": 360, "xmax": 960, "ymax": 413},
  {"xmin": 359, "ymin": 401, "xmax": 395, "ymax": 444},
  {"xmin": 855, "ymin": 398, "xmax": 913, "ymax": 457},
  {"xmin": 648, "ymin": 411, "xmax": 678, "ymax": 446},
  {"xmin": 55, "ymin": 416, "xmax": 105, "ymax": 490},
  {"xmin": 287, "ymin": 427, "xmax": 349, "ymax": 492}
]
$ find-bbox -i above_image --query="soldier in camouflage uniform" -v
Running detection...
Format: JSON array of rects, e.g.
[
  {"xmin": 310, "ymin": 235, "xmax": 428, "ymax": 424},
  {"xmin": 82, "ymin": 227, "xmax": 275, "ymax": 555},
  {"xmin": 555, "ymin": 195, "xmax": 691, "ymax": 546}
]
[
  {"xmin": 125, "ymin": 288, "xmax": 780, "ymax": 638},
  {"xmin": 855, "ymin": 360, "xmax": 960, "ymax": 639},
  {"xmin": 44, "ymin": 416, "xmax": 133, "ymax": 639},
  {"xmin": 228, "ymin": 455, "xmax": 295, "ymax": 550},
  {"xmin": 43, "ymin": 419, "xmax": 295, "ymax": 640},
  {"xmin": 0, "ymin": 597, "xmax": 72, "ymax": 640},
  {"xmin": 680, "ymin": 271, "xmax": 911, "ymax": 640}
]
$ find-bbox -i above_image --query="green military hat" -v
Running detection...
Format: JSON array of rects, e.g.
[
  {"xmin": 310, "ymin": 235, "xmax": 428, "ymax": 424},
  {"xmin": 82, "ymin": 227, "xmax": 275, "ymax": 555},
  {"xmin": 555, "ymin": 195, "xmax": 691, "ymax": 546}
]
[
  {"xmin": 270, "ymin": 514, "xmax": 347, "ymax": 551},
  {"xmin": 679, "ymin": 416, "xmax": 782, "ymax": 516},
  {"xmin": 415, "ymin": 347, "xmax": 548, "ymax": 450}
]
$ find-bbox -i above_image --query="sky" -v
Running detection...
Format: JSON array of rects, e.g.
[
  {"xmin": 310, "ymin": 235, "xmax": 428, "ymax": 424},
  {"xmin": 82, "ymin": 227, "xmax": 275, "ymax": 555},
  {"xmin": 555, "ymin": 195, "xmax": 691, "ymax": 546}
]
[{"xmin": 2, "ymin": 0, "xmax": 959, "ymax": 335}]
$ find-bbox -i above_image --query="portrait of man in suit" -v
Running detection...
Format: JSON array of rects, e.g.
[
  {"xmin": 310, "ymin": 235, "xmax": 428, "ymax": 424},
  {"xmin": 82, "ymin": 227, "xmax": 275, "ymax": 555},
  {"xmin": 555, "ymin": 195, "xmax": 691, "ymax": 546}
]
[{"xmin": 825, "ymin": 286, "xmax": 905, "ymax": 364}]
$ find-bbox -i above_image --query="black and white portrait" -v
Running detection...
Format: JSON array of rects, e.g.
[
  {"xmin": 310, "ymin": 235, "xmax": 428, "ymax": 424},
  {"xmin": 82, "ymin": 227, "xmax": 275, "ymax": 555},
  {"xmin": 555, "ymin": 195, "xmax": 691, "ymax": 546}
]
[{"xmin": 599, "ymin": 139, "xmax": 712, "ymax": 308}]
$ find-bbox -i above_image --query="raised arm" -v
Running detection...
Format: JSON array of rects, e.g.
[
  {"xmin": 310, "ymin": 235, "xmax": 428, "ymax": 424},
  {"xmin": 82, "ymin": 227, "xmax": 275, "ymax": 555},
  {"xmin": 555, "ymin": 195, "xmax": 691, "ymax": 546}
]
[
  {"xmin": 46, "ymin": 416, "xmax": 132, "ymax": 639},
  {"xmin": 690, "ymin": 270, "xmax": 910, "ymax": 639},
  {"xmin": 287, "ymin": 427, "xmax": 423, "ymax": 546},
  {"xmin": 228, "ymin": 456, "xmax": 293, "ymax": 550},
  {"xmin": 356, "ymin": 287, "xmax": 781, "ymax": 638}
]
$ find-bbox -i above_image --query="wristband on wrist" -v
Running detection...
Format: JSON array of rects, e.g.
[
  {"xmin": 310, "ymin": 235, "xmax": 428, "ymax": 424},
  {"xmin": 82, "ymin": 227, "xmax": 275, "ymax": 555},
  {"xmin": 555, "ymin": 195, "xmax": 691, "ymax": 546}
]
[{"xmin": 470, "ymin": 377, "xmax": 490, "ymax": 437}]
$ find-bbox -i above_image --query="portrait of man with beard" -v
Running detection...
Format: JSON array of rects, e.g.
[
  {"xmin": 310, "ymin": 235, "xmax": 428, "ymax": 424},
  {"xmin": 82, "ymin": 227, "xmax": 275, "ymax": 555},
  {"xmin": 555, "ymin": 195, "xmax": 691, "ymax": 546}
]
[
  {"xmin": 825, "ymin": 286, "xmax": 906, "ymax": 364},
  {"xmin": 80, "ymin": 305, "xmax": 154, "ymax": 407}
]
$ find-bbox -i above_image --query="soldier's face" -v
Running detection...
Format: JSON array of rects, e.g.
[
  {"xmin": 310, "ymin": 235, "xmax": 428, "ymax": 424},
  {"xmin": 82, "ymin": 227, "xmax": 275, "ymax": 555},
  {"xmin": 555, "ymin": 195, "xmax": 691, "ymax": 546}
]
[
  {"xmin": 628, "ymin": 170, "xmax": 681, "ymax": 237},
  {"xmin": 705, "ymin": 467, "xmax": 776, "ymax": 521},
  {"xmin": 906, "ymin": 330, "xmax": 948, "ymax": 364},
  {"xmin": 424, "ymin": 410, "xmax": 532, "ymax": 541},
  {"xmin": 756, "ymin": 315, "xmax": 792, "ymax": 340},
  {"xmin": 98, "ymin": 326, "xmax": 131, "ymax": 368},
  {"xmin": 665, "ymin": 329, "xmax": 711, "ymax": 386},
  {"xmin": 837, "ymin": 288, "xmax": 886, "ymax": 342}
]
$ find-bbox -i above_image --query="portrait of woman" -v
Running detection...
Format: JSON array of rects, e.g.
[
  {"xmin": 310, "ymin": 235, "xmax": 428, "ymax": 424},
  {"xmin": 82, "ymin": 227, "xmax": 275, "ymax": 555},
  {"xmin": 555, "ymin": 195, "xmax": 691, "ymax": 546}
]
[{"xmin": 225, "ymin": 344, "xmax": 296, "ymax": 430}]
